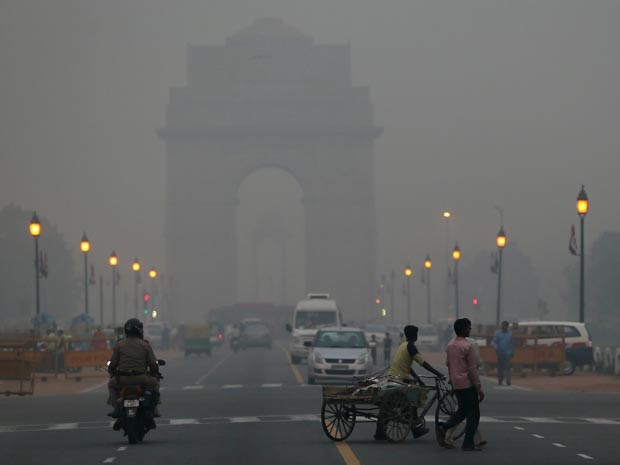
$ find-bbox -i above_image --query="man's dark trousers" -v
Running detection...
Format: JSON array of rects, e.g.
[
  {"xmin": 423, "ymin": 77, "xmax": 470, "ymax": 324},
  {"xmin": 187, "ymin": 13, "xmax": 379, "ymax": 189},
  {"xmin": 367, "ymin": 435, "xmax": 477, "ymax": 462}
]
[
  {"xmin": 442, "ymin": 386, "xmax": 480, "ymax": 449},
  {"xmin": 497, "ymin": 352, "xmax": 511, "ymax": 385}
]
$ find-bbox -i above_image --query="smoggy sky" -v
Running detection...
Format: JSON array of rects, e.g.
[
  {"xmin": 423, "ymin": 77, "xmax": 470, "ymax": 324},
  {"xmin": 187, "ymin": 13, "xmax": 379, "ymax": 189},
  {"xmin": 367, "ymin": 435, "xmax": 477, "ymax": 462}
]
[{"xmin": 1, "ymin": 1, "xmax": 618, "ymax": 316}]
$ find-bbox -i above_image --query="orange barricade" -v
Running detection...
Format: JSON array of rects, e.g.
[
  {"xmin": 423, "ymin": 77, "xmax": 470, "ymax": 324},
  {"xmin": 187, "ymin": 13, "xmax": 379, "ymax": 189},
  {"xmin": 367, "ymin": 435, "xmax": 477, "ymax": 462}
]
[
  {"xmin": 63, "ymin": 337, "xmax": 114, "ymax": 381},
  {"xmin": 477, "ymin": 335, "xmax": 566, "ymax": 375},
  {"xmin": 0, "ymin": 341, "xmax": 35, "ymax": 395}
]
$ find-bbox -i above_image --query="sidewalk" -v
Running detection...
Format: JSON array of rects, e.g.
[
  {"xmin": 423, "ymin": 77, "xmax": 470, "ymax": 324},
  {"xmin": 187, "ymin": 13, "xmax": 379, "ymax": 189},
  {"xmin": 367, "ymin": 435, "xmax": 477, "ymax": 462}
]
[
  {"xmin": 25, "ymin": 349, "xmax": 181, "ymax": 397},
  {"xmin": 422, "ymin": 350, "xmax": 620, "ymax": 393}
]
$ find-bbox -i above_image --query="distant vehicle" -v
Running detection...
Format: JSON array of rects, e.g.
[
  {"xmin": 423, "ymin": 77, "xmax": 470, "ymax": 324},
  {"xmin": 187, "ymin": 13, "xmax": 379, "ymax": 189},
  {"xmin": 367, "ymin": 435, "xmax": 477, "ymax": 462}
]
[
  {"xmin": 306, "ymin": 326, "xmax": 371, "ymax": 385},
  {"xmin": 364, "ymin": 324, "xmax": 388, "ymax": 345},
  {"xmin": 208, "ymin": 322, "xmax": 225, "ymax": 346},
  {"xmin": 144, "ymin": 322, "xmax": 164, "ymax": 349},
  {"xmin": 416, "ymin": 324, "xmax": 439, "ymax": 351},
  {"xmin": 286, "ymin": 293, "xmax": 342, "ymax": 364},
  {"xmin": 183, "ymin": 324, "xmax": 212, "ymax": 357},
  {"xmin": 512, "ymin": 321, "xmax": 593, "ymax": 375},
  {"xmin": 240, "ymin": 322, "xmax": 272, "ymax": 349}
]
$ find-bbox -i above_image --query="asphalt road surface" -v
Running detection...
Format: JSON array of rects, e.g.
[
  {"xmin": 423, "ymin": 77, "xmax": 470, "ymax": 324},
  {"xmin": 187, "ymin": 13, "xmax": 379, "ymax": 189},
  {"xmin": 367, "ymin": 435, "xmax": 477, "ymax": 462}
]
[{"xmin": 1, "ymin": 340, "xmax": 619, "ymax": 465}]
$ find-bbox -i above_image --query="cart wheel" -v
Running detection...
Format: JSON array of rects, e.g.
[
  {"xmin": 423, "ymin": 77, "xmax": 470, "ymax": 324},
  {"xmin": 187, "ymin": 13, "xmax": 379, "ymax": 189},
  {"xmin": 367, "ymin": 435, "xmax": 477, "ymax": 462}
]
[
  {"xmin": 435, "ymin": 390, "xmax": 465, "ymax": 442},
  {"xmin": 321, "ymin": 401, "xmax": 356, "ymax": 441},
  {"xmin": 380, "ymin": 390, "xmax": 413, "ymax": 443}
]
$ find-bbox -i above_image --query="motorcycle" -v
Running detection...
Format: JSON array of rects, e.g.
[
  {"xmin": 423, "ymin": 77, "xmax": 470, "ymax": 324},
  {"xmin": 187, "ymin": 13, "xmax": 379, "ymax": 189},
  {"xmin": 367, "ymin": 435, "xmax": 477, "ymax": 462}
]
[
  {"xmin": 110, "ymin": 359, "xmax": 166, "ymax": 444},
  {"xmin": 230, "ymin": 337, "xmax": 240, "ymax": 353}
]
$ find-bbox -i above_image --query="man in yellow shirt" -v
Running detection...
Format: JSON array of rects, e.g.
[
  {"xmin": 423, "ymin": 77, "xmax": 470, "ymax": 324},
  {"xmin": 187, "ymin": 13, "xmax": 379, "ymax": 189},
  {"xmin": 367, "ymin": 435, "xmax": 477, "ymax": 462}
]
[{"xmin": 375, "ymin": 325, "xmax": 445, "ymax": 440}]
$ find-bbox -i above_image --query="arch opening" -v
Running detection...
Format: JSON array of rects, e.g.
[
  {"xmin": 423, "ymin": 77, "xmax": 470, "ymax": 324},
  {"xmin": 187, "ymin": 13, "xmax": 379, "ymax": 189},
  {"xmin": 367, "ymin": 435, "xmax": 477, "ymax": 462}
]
[{"xmin": 236, "ymin": 167, "xmax": 305, "ymax": 305}]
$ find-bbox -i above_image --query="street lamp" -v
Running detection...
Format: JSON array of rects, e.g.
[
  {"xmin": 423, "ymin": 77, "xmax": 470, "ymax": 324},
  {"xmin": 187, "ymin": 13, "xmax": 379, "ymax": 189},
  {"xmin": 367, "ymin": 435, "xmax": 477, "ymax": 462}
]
[
  {"xmin": 443, "ymin": 211, "xmax": 452, "ymax": 319},
  {"xmin": 29, "ymin": 212, "xmax": 41, "ymax": 335},
  {"xmin": 148, "ymin": 267, "xmax": 158, "ymax": 319},
  {"xmin": 404, "ymin": 265, "xmax": 413, "ymax": 324},
  {"xmin": 496, "ymin": 226, "xmax": 507, "ymax": 326},
  {"xmin": 132, "ymin": 258, "xmax": 141, "ymax": 318},
  {"xmin": 80, "ymin": 233, "xmax": 91, "ymax": 316},
  {"xmin": 452, "ymin": 243, "xmax": 461, "ymax": 318},
  {"xmin": 576, "ymin": 185, "xmax": 589, "ymax": 323},
  {"xmin": 424, "ymin": 255, "xmax": 432, "ymax": 324},
  {"xmin": 109, "ymin": 251, "xmax": 118, "ymax": 327}
]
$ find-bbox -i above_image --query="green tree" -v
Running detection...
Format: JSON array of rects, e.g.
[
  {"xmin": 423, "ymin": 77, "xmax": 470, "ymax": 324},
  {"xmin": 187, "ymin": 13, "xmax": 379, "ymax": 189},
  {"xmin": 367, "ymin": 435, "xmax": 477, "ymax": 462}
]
[{"xmin": 0, "ymin": 204, "xmax": 78, "ymax": 328}]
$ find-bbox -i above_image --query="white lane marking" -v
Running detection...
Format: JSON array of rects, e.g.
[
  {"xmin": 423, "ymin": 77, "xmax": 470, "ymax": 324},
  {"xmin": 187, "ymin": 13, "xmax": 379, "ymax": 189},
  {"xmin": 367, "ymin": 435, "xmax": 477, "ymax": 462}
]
[
  {"xmin": 229, "ymin": 417, "xmax": 260, "ymax": 423},
  {"xmin": 182, "ymin": 385, "xmax": 205, "ymax": 390},
  {"xmin": 222, "ymin": 384, "xmax": 243, "ymax": 389},
  {"xmin": 79, "ymin": 379, "xmax": 109, "ymax": 394},
  {"xmin": 48, "ymin": 423, "xmax": 79, "ymax": 430},
  {"xmin": 195, "ymin": 356, "xmax": 230, "ymax": 385},
  {"xmin": 170, "ymin": 419, "xmax": 199, "ymax": 425},
  {"xmin": 553, "ymin": 443, "xmax": 567, "ymax": 448},
  {"xmin": 514, "ymin": 427, "xmax": 525, "ymax": 430},
  {"xmin": 261, "ymin": 383, "xmax": 282, "ymax": 388},
  {"xmin": 289, "ymin": 414, "xmax": 321, "ymax": 422},
  {"xmin": 103, "ymin": 458, "xmax": 116, "ymax": 463},
  {"xmin": 523, "ymin": 417, "xmax": 562, "ymax": 423},
  {"xmin": 117, "ymin": 447, "xmax": 127, "ymax": 451},
  {"xmin": 479, "ymin": 416, "xmax": 504, "ymax": 422},
  {"xmin": 532, "ymin": 434, "xmax": 544, "ymax": 439},
  {"xmin": 577, "ymin": 454, "xmax": 594, "ymax": 460},
  {"xmin": 585, "ymin": 417, "xmax": 620, "ymax": 425}
]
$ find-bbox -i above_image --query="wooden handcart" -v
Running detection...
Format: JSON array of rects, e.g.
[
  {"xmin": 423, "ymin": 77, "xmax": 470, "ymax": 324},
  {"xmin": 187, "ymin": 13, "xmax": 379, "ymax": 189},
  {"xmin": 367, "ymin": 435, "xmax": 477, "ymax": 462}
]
[{"xmin": 320, "ymin": 378, "xmax": 429, "ymax": 443}]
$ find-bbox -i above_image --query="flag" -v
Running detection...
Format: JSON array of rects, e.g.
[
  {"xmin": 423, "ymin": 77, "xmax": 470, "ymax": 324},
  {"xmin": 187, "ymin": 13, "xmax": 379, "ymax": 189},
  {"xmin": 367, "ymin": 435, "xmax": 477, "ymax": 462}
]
[
  {"xmin": 490, "ymin": 252, "xmax": 498, "ymax": 274},
  {"xmin": 569, "ymin": 224, "xmax": 579, "ymax": 256},
  {"xmin": 39, "ymin": 251, "xmax": 48, "ymax": 278},
  {"xmin": 89, "ymin": 264, "xmax": 96, "ymax": 285}
]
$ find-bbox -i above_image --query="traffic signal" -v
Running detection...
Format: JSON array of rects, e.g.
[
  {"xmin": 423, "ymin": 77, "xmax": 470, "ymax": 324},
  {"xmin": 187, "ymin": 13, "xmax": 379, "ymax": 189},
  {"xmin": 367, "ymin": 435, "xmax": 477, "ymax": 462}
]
[
  {"xmin": 375, "ymin": 298, "xmax": 381, "ymax": 305},
  {"xmin": 472, "ymin": 297, "xmax": 479, "ymax": 306},
  {"xmin": 151, "ymin": 310, "xmax": 158, "ymax": 319},
  {"xmin": 143, "ymin": 308, "xmax": 149, "ymax": 315},
  {"xmin": 143, "ymin": 292, "xmax": 150, "ymax": 303}
]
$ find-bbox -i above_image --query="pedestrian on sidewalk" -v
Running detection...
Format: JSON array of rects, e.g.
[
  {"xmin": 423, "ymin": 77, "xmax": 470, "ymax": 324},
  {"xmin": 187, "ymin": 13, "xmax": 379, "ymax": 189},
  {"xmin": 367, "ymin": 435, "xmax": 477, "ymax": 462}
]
[
  {"xmin": 436, "ymin": 318, "xmax": 485, "ymax": 451},
  {"xmin": 491, "ymin": 321, "xmax": 514, "ymax": 386},
  {"xmin": 383, "ymin": 332, "xmax": 392, "ymax": 365}
]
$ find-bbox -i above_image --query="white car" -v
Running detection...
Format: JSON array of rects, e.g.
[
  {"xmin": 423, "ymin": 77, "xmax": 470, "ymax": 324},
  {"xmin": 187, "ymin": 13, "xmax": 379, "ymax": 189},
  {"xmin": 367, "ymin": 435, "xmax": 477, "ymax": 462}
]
[{"xmin": 307, "ymin": 327, "xmax": 371, "ymax": 385}]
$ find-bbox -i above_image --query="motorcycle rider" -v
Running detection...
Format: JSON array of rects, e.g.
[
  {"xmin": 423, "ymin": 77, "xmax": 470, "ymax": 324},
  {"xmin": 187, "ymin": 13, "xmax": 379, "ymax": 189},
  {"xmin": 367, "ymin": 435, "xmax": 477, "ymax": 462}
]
[
  {"xmin": 107, "ymin": 318, "xmax": 161, "ymax": 428},
  {"xmin": 230, "ymin": 324, "xmax": 241, "ymax": 350}
]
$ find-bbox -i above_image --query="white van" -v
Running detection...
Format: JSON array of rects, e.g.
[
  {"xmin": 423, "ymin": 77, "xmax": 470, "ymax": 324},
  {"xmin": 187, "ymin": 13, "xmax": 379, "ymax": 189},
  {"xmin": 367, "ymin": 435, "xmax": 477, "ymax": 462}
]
[{"xmin": 287, "ymin": 293, "xmax": 342, "ymax": 364}]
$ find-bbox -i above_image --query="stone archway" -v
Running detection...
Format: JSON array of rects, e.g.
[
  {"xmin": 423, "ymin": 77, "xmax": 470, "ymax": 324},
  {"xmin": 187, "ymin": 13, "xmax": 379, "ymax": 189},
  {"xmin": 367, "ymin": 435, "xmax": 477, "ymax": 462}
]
[{"xmin": 158, "ymin": 18, "xmax": 382, "ymax": 322}]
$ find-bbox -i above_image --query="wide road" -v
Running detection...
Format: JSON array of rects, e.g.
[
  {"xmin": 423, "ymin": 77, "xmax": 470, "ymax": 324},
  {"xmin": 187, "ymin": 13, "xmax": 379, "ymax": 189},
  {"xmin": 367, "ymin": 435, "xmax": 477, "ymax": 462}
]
[{"xmin": 1, "ymin": 340, "xmax": 619, "ymax": 465}]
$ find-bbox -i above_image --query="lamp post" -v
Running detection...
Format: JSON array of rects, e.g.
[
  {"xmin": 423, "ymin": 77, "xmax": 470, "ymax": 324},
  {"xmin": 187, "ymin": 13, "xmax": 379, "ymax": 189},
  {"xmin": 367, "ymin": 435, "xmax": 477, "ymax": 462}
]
[
  {"xmin": 132, "ymin": 258, "xmax": 141, "ymax": 318},
  {"xmin": 109, "ymin": 251, "xmax": 118, "ymax": 327},
  {"xmin": 148, "ymin": 267, "xmax": 158, "ymax": 319},
  {"xmin": 496, "ymin": 226, "xmax": 507, "ymax": 326},
  {"xmin": 443, "ymin": 211, "xmax": 452, "ymax": 317},
  {"xmin": 452, "ymin": 243, "xmax": 461, "ymax": 318},
  {"xmin": 29, "ymin": 212, "xmax": 42, "ymax": 335},
  {"xmin": 80, "ymin": 233, "xmax": 91, "ymax": 315},
  {"xmin": 424, "ymin": 255, "xmax": 432, "ymax": 324},
  {"xmin": 404, "ymin": 265, "xmax": 413, "ymax": 323},
  {"xmin": 576, "ymin": 185, "xmax": 589, "ymax": 323}
]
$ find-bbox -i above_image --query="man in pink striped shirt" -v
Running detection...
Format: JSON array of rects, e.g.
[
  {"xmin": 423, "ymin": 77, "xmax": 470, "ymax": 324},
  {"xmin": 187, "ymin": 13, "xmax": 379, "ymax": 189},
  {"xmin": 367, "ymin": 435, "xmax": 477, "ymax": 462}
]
[{"xmin": 436, "ymin": 318, "xmax": 485, "ymax": 451}]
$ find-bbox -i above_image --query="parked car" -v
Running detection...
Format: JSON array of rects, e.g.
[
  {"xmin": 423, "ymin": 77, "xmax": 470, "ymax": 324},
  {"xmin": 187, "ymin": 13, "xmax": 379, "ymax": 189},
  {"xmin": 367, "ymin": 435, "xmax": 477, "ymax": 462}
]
[
  {"xmin": 306, "ymin": 326, "xmax": 371, "ymax": 385},
  {"xmin": 240, "ymin": 322, "xmax": 272, "ymax": 349}
]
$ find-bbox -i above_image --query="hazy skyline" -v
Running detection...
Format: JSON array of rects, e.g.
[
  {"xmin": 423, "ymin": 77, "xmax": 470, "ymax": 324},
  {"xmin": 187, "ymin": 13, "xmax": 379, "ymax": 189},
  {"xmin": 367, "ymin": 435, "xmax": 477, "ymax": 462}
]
[{"xmin": 1, "ymin": 1, "xmax": 619, "ymax": 320}]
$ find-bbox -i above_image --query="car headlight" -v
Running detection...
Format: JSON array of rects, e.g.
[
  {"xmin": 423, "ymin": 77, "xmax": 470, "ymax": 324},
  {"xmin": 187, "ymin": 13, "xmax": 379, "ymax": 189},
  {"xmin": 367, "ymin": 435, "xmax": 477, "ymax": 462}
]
[
  {"xmin": 313, "ymin": 353, "xmax": 325, "ymax": 364},
  {"xmin": 356, "ymin": 353, "xmax": 368, "ymax": 364}
]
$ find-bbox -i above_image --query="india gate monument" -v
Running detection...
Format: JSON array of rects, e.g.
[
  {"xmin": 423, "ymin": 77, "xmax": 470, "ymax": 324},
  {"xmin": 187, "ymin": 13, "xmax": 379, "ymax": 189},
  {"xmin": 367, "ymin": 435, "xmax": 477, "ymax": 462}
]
[{"xmin": 158, "ymin": 19, "xmax": 382, "ymax": 323}]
